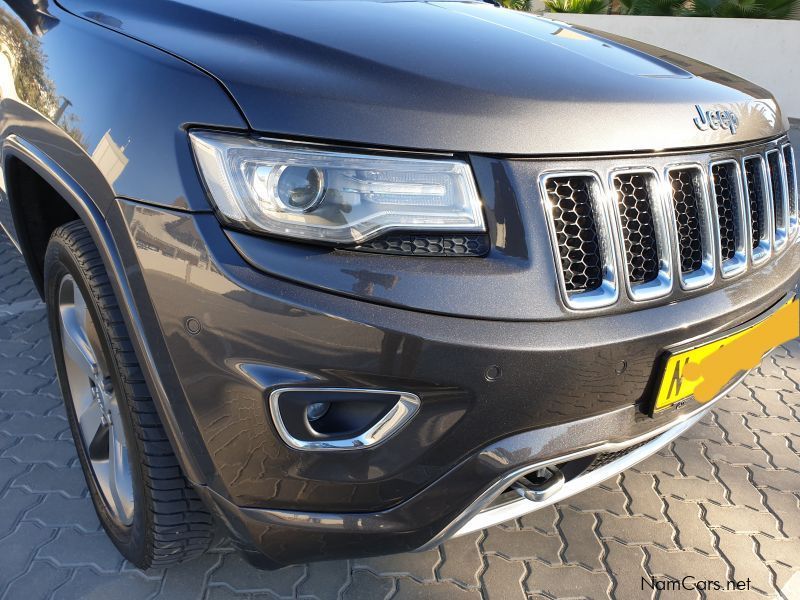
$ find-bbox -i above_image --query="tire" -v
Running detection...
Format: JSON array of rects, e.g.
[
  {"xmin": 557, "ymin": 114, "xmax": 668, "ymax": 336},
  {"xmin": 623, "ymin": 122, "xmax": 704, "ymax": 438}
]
[{"xmin": 45, "ymin": 220, "xmax": 213, "ymax": 568}]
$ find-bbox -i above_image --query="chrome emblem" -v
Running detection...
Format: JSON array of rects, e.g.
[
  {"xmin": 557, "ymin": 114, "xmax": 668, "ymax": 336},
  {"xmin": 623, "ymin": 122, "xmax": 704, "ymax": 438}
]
[{"xmin": 693, "ymin": 105, "xmax": 739, "ymax": 135}]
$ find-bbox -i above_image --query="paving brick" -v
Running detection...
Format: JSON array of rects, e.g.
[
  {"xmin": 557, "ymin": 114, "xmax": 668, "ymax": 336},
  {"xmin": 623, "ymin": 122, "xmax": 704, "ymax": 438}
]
[
  {"xmin": 563, "ymin": 480, "xmax": 628, "ymax": 516},
  {"xmin": 0, "ymin": 413, "xmax": 69, "ymax": 439},
  {"xmin": 0, "ymin": 390, "xmax": 62, "ymax": 415},
  {"xmin": 604, "ymin": 540, "xmax": 650, "ymax": 600},
  {"xmin": 658, "ymin": 474, "xmax": 728, "ymax": 504},
  {"xmin": 597, "ymin": 513, "xmax": 675, "ymax": 549},
  {"xmin": 38, "ymin": 528, "xmax": 125, "ymax": 572},
  {"xmin": 482, "ymin": 523, "xmax": 561, "ymax": 564},
  {"xmin": 51, "ymin": 567, "xmax": 162, "ymax": 600},
  {"xmin": 526, "ymin": 562, "xmax": 610, "ymax": 598},
  {"xmin": 558, "ymin": 507, "xmax": 604, "ymax": 570},
  {"xmin": 704, "ymin": 441, "xmax": 772, "ymax": 469},
  {"xmin": 746, "ymin": 415, "xmax": 799, "ymax": 437},
  {"xmin": 755, "ymin": 535, "xmax": 800, "ymax": 563},
  {"xmin": 662, "ymin": 497, "xmax": 717, "ymax": 555},
  {"xmin": 24, "ymin": 493, "xmax": 102, "ymax": 533},
  {"xmin": 645, "ymin": 546, "xmax": 729, "ymax": 585},
  {"xmin": 620, "ymin": 470, "xmax": 663, "ymax": 519},
  {"xmin": 296, "ymin": 560, "xmax": 350, "ymax": 599},
  {"xmin": 0, "ymin": 522, "xmax": 55, "ymax": 593},
  {"xmin": 703, "ymin": 504, "xmax": 782, "ymax": 537},
  {"xmin": 209, "ymin": 553, "xmax": 305, "ymax": 595},
  {"xmin": 342, "ymin": 570, "xmax": 394, "ymax": 600},
  {"xmin": 437, "ymin": 532, "xmax": 484, "ymax": 589},
  {"xmin": 750, "ymin": 467, "xmax": 800, "ymax": 491},
  {"xmin": 353, "ymin": 547, "xmax": 440, "ymax": 583},
  {"xmin": 0, "ymin": 488, "xmax": 42, "ymax": 537},
  {"xmin": 392, "ymin": 578, "xmax": 482, "ymax": 600},
  {"xmin": 2, "ymin": 436, "xmax": 77, "ymax": 467},
  {"xmin": 159, "ymin": 552, "xmax": 224, "ymax": 599},
  {"xmin": 713, "ymin": 462, "xmax": 765, "ymax": 511},
  {"xmin": 758, "ymin": 487, "xmax": 800, "ymax": 538},
  {"xmin": 11, "ymin": 462, "xmax": 88, "ymax": 497},
  {"xmin": 516, "ymin": 505, "xmax": 559, "ymax": 534},
  {"xmin": 713, "ymin": 529, "xmax": 775, "ymax": 595},
  {"xmin": 754, "ymin": 432, "xmax": 800, "ymax": 471},
  {"xmin": 480, "ymin": 554, "xmax": 527, "ymax": 600},
  {"xmin": 2, "ymin": 559, "xmax": 72, "ymax": 600}
]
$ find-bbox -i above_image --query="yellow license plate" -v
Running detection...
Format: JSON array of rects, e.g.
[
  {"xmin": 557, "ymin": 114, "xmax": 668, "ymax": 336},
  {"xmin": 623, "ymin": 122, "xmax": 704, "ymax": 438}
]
[{"xmin": 653, "ymin": 298, "xmax": 800, "ymax": 414}]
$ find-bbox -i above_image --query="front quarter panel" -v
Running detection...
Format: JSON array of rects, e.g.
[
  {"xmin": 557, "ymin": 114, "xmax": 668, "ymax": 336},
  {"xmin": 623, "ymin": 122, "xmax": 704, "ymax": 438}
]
[{"xmin": 0, "ymin": 0, "xmax": 247, "ymax": 220}]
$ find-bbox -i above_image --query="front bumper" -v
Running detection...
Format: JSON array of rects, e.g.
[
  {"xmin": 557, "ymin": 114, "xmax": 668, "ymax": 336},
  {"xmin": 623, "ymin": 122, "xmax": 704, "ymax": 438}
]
[{"xmin": 109, "ymin": 197, "xmax": 800, "ymax": 565}]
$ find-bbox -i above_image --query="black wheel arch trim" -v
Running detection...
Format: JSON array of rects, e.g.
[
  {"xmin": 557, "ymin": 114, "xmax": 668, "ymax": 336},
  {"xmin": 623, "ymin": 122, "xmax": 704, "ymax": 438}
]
[{"xmin": 1, "ymin": 134, "xmax": 206, "ymax": 485}]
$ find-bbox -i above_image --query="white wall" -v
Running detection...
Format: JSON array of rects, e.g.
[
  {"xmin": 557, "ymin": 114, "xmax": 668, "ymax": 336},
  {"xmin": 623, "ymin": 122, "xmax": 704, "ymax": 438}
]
[{"xmin": 538, "ymin": 14, "xmax": 800, "ymax": 120}]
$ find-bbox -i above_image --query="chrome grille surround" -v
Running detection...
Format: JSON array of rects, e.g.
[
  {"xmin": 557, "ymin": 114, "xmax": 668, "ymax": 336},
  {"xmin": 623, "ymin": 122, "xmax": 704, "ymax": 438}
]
[
  {"xmin": 664, "ymin": 164, "xmax": 716, "ymax": 290},
  {"xmin": 709, "ymin": 159, "xmax": 748, "ymax": 279},
  {"xmin": 539, "ymin": 136, "xmax": 796, "ymax": 310},
  {"xmin": 766, "ymin": 148, "xmax": 789, "ymax": 253},
  {"xmin": 539, "ymin": 171, "xmax": 618, "ymax": 309},
  {"xmin": 608, "ymin": 167, "xmax": 672, "ymax": 301},
  {"xmin": 742, "ymin": 154, "xmax": 772, "ymax": 266},
  {"xmin": 783, "ymin": 143, "xmax": 798, "ymax": 234}
]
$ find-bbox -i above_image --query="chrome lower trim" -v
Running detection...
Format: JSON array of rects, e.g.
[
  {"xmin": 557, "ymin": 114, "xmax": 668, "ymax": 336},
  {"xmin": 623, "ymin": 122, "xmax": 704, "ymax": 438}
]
[{"xmin": 419, "ymin": 373, "xmax": 745, "ymax": 550}]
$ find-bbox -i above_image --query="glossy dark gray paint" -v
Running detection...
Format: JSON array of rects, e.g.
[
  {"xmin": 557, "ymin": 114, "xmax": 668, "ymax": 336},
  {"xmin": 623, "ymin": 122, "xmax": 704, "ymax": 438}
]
[
  {"xmin": 1, "ymin": 0, "xmax": 799, "ymax": 567},
  {"xmin": 60, "ymin": 0, "xmax": 786, "ymax": 155},
  {"xmin": 117, "ymin": 198, "xmax": 800, "ymax": 513}
]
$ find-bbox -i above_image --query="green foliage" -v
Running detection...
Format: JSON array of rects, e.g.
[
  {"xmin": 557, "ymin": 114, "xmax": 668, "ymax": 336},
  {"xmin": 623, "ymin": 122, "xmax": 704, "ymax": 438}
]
[
  {"xmin": 499, "ymin": 0, "xmax": 530, "ymax": 9},
  {"xmin": 684, "ymin": 0, "xmax": 799, "ymax": 17},
  {"xmin": 620, "ymin": 0, "xmax": 799, "ymax": 16},
  {"xmin": 544, "ymin": 0, "xmax": 610, "ymax": 12}
]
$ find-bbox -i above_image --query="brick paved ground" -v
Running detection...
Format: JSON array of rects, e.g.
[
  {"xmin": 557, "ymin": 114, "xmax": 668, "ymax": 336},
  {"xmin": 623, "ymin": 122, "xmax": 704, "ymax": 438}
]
[{"xmin": 1, "ymin": 231, "xmax": 799, "ymax": 599}]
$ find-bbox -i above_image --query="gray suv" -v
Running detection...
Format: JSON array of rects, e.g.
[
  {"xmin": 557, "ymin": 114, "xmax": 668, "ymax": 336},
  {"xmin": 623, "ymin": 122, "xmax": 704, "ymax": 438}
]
[{"xmin": 1, "ymin": 0, "xmax": 798, "ymax": 569}]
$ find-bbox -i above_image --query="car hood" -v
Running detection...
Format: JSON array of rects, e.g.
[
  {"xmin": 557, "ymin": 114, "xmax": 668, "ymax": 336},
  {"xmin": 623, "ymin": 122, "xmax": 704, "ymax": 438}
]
[{"xmin": 62, "ymin": 0, "xmax": 786, "ymax": 155}]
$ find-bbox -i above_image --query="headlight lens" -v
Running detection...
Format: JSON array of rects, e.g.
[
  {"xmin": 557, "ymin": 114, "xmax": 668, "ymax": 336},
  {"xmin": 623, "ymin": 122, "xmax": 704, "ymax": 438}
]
[{"xmin": 190, "ymin": 131, "xmax": 485, "ymax": 244}]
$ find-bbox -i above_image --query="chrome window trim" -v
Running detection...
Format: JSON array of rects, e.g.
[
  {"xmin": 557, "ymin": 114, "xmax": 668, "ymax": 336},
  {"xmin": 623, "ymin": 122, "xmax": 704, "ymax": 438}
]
[
  {"xmin": 663, "ymin": 163, "xmax": 716, "ymax": 291},
  {"xmin": 538, "ymin": 171, "xmax": 619, "ymax": 310},
  {"xmin": 781, "ymin": 143, "xmax": 798, "ymax": 237},
  {"xmin": 709, "ymin": 159, "xmax": 748, "ymax": 279},
  {"xmin": 766, "ymin": 148, "xmax": 789, "ymax": 253},
  {"xmin": 268, "ymin": 388, "xmax": 421, "ymax": 451},
  {"xmin": 741, "ymin": 154, "xmax": 772, "ymax": 267},
  {"xmin": 607, "ymin": 167, "xmax": 672, "ymax": 302}
]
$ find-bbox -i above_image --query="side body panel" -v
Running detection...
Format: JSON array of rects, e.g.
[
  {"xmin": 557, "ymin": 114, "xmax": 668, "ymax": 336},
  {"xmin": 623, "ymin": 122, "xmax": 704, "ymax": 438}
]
[{"xmin": 0, "ymin": 0, "xmax": 248, "ymax": 484}]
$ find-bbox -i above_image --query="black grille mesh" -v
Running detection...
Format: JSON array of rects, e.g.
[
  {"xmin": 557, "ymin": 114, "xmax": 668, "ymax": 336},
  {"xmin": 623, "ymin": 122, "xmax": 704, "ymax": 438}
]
[
  {"xmin": 355, "ymin": 234, "xmax": 489, "ymax": 256},
  {"xmin": 545, "ymin": 176, "xmax": 603, "ymax": 293},
  {"xmin": 613, "ymin": 173, "xmax": 659, "ymax": 284},
  {"xmin": 668, "ymin": 169, "xmax": 704, "ymax": 274},
  {"xmin": 768, "ymin": 151, "xmax": 786, "ymax": 231},
  {"xmin": 744, "ymin": 158, "xmax": 766, "ymax": 249},
  {"xmin": 784, "ymin": 145, "xmax": 797, "ymax": 222},
  {"xmin": 711, "ymin": 163, "xmax": 740, "ymax": 262},
  {"xmin": 583, "ymin": 440, "xmax": 649, "ymax": 474}
]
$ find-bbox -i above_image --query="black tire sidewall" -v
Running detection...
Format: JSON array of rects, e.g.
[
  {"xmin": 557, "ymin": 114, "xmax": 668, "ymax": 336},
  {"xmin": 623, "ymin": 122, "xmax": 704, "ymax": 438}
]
[{"xmin": 45, "ymin": 231, "xmax": 152, "ymax": 564}]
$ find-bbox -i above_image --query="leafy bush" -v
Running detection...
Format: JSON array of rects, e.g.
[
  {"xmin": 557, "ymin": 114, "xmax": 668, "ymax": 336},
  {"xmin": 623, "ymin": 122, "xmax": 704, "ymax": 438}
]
[
  {"xmin": 619, "ymin": 0, "xmax": 799, "ymax": 15},
  {"xmin": 544, "ymin": 0, "xmax": 610, "ymax": 12},
  {"xmin": 684, "ymin": 0, "xmax": 799, "ymax": 17},
  {"xmin": 498, "ymin": 0, "xmax": 530, "ymax": 8}
]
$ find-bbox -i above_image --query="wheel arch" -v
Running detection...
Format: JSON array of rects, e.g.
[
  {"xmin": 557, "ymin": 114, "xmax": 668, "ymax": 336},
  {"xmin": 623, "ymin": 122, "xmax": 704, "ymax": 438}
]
[{"xmin": 1, "ymin": 134, "xmax": 206, "ymax": 484}]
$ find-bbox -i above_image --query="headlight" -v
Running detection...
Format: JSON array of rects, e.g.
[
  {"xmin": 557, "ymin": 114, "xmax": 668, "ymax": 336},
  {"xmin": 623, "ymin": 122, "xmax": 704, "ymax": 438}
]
[{"xmin": 189, "ymin": 131, "xmax": 485, "ymax": 244}]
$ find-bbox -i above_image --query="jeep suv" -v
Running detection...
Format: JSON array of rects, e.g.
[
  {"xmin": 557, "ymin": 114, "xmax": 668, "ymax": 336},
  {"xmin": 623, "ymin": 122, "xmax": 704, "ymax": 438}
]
[{"xmin": 1, "ymin": 0, "xmax": 798, "ymax": 569}]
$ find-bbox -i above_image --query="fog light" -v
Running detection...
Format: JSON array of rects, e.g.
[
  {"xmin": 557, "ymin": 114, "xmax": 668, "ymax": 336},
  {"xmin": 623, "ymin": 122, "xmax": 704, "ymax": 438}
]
[{"xmin": 305, "ymin": 401, "xmax": 330, "ymax": 422}]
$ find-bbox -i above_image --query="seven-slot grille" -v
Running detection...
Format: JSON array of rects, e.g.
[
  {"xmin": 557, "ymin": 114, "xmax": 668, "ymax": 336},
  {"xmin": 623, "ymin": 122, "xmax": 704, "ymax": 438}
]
[{"xmin": 541, "ymin": 138, "xmax": 797, "ymax": 309}]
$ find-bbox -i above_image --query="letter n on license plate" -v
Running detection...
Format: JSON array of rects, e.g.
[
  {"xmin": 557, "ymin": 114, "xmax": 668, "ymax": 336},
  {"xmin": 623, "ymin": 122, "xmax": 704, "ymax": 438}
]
[{"xmin": 652, "ymin": 298, "xmax": 800, "ymax": 414}]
